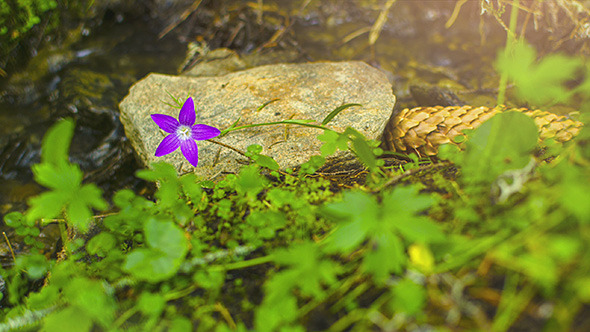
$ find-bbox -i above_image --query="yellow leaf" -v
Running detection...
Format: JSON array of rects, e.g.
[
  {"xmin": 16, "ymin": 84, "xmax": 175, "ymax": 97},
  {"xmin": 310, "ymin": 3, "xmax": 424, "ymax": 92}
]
[{"xmin": 408, "ymin": 243, "xmax": 434, "ymax": 274}]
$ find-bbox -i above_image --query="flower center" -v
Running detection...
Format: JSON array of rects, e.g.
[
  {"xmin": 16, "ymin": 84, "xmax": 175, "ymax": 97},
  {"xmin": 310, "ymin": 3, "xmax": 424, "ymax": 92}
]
[{"xmin": 176, "ymin": 125, "xmax": 192, "ymax": 140}]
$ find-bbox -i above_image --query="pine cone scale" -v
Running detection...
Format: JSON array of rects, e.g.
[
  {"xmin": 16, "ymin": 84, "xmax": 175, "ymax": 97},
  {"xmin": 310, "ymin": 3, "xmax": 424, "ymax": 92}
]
[{"xmin": 384, "ymin": 106, "xmax": 583, "ymax": 157}]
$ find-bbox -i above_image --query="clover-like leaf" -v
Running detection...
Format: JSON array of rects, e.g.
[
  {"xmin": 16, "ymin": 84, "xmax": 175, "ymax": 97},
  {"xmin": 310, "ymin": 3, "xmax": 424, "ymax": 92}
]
[{"xmin": 496, "ymin": 40, "xmax": 582, "ymax": 105}]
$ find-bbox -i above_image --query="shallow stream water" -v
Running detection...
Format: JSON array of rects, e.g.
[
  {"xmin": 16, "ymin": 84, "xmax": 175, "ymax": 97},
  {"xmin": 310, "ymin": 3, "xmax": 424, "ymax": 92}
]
[
  {"xmin": 0, "ymin": 14, "xmax": 186, "ymax": 260},
  {"xmin": 0, "ymin": 17, "xmax": 185, "ymax": 212}
]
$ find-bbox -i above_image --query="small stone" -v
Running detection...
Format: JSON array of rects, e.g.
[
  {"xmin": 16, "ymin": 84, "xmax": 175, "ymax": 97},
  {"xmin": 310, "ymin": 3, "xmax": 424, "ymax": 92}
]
[{"xmin": 119, "ymin": 61, "xmax": 395, "ymax": 180}]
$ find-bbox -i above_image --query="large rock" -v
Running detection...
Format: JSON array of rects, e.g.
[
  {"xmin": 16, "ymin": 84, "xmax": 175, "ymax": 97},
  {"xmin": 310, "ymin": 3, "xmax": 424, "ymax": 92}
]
[{"xmin": 119, "ymin": 61, "xmax": 395, "ymax": 180}]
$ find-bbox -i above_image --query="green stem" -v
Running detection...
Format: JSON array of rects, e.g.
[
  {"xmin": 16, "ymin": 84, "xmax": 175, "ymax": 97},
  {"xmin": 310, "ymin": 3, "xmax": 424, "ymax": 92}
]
[
  {"xmin": 58, "ymin": 221, "xmax": 69, "ymax": 254},
  {"xmin": 165, "ymin": 284, "xmax": 199, "ymax": 301},
  {"xmin": 433, "ymin": 229, "xmax": 510, "ymax": 274},
  {"xmin": 492, "ymin": 272, "xmax": 535, "ymax": 332},
  {"xmin": 113, "ymin": 307, "xmax": 139, "ymax": 329},
  {"xmin": 497, "ymin": 0, "xmax": 520, "ymax": 106},
  {"xmin": 208, "ymin": 254, "xmax": 274, "ymax": 272},
  {"xmin": 219, "ymin": 120, "xmax": 333, "ymax": 137}
]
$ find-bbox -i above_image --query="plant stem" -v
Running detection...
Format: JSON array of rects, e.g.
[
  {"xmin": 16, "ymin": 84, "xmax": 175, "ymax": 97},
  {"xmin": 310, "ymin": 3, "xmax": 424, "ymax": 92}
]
[
  {"xmin": 219, "ymin": 120, "xmax": 333, "ymax": 137},
  {"xmin": 497, "ymin": 0, "xmax": 520, "ymax": 106},
  {"xmin": 58, "ymin": 221, "xmax": 69, "ymax": 255},
  {"xmin": 208, "ymin": 254, "xmax": 274, "ymax": 272}
]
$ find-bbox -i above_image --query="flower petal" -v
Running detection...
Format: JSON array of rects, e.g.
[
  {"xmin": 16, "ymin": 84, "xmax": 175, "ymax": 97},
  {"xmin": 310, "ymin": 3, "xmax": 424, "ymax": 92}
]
[
  {"xmin": 179, "ymin": 97, "xmax": 196, "ymax": 126},
  {"xmin": 155, "ymin": 134, "xmax": 180, "ymax": 157},
  {"xmin": 180, "ymin": 139, "xmax": 199, "ymax": 167},
  {"xmin": 151, "ymin": 114, "xmax": 179, "ymax": 133},
  {"xmin": 191, "ymin": 124, "xmax": 221, "ymax": 140}
]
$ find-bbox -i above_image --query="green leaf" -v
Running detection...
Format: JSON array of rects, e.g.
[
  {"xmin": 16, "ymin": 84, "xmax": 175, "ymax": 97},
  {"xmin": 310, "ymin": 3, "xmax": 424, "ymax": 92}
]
[
  {"xmin": 442, "ymin": 111, "xmax": 539, "ymax": 188},
  {"xmin": 559, "ymin": 168, "xmax": 590, "ymax": 221},
  {"xmin": 165, "ymin": 90, "xmax": 184, "ymax": 107},
  {"xmin": 323, "ymin": 191, "xmax": 379, "ymax": 253},
  {"xmin": 245, "ymin": 211, "xmax": 286, "ymax": 239},
  {"xmin": 124, "ymin": 249, "xmax": 178, "ymax": 282},
  {"xmin": 351, "ymin": 134, "xmax": 378, "ymax": 170},
  {"xmin": 27, "ymin": 120, "xmax": 106, "ymax": 231},
  {"xmin": 86, "ymin": 232, "xmax": 117, "ymax": 257},
  {"xmin": 266, "ymin": 188, "xmax": 296, "ymax": 208},
  {"xmin": 393, "ymin": 216, "xmax": 445, "ymax": 243},
  {"xmin": 136, "ymin": 162, "xmax": 178, "ymax": 182},
  {"xmin": 236, "ymin": 165, "xmax": 267, "ymax": 197},
  {"xmin": 40, "ymin": 118, "xmax": 75, "ymax": 167},
  {"xmin": 32, "ymin": 162, "xmax": 83, "ymax": 190},
  {"xmin": 66, "ymin": 196, "xmax": 93, "ymax": 232},
  {"xmin": 180, "ymin": 173, "xmax": 204, "ymax": 202},
  {"xmin": 496, "ymin": 40, "xmax": 582, "ymax": 105},
  {"xmin": 124, "ymin": 218, "xmax": 188, "ymax": 282},
  {"xmin": 112, "ymin": 189, "xmax": 136, "ymax": 208},
  {"xmin": 362, "ymin": 232, "xmax": 405, "ymax": 283},
  {"xmin": 321, "ymin": 103, "xmax": 361, "ymax": 125},
  {"xmin": 383, "ymin": 187, "xmax": 443, "ymax": 243},
  {"xmin": 254, "ymin": 154, "xmax": 280, "ymax": 170},
  {"xmin": 281, "ymin": 119, "xmax": 316, "ymax": 125},
  {"xmin": 169, "ymin": 316, "xmax": 193, "ymax": 332},
  {"xmin": 464, "ymin": 111, "xmax": 538, "ymax": 184},
  {"xmin": 323, "ymin": 217, "xmax": 368, "ymax": 253},
  {"xmin": 3, "ymin": 211, "xmax": 23, "ymax": 228},
  {"xmin": 390, "ymin": 278, "xmax": 426, "ymax": 316},
  {"xmin": 247, "ymin": 144, "xmax": 263, "ymax": 154},
  {"xmin": 382, "ymin": 186, "xmax": 433, "ymax": 216},
  {"xmin": 43, "ymin": 307, "xmax": 93, "ymax": 332},
  {"xmin": 15, "ymin": 254, "xmax": 49, "ymax": 279},
  {"xmin": 27, "ymin": 285, "xmax": 60, "ymax": 310},
  {"xmin": 155, "ymin": 179, "xmax": 182, "ymax": 209},
  {"xmin": 64, "ymin": 278, "xmax": 115, "ymax": 327},
  {"xmin": 255, "ymin": 294, "xmax": 298, "ymax": 332},
  {"xmin": 144, "ymin": 218, "xmax": 188, "ymax": 259},
  {"xmin": 193, "ymin": 270, "xmax": 225, "ymax": 290},
  {"xmin": 138, "ymin": 292, "xmax": 166, "ymax": 317},
  {"xmin": 79, "ymin": 184, "xmax": 108, "ymax": 210},
  {"xmin": 318, "ymin": 130, "xmax": 349, "ymax": 157},
  {"xmin": 272, "ymin": 242, "xmax": 340, "ymax": 299},
  {"xmin": 27, "ymin": 191, "xmax": 69, "ymax": 222}
]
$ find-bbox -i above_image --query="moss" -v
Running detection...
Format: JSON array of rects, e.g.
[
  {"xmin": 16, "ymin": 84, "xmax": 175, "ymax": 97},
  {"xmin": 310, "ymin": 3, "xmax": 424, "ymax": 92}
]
[{"xmin": 1, "ymin": 0, "xmax": 57, "ymax": 66}]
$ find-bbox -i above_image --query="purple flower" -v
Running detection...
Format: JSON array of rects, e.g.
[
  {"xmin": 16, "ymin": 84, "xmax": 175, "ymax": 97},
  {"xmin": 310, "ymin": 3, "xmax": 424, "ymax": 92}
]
[{"xmin": 151, "ymin": 97, "xmax": 220, "ymax": 167}]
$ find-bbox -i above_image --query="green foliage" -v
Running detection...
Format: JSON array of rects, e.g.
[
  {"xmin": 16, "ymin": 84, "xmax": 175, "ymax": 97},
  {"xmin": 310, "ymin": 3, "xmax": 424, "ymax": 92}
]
[
  {"xmin": 255, "ymin": 242, "xmax": 341, "ymax": 332},
  {"xmin": 0, "ymin": 0, "xmax": 57, "ymax": 38},
  {"xmin": 321, "ymin": 103, "xmax": 362, "ymax": 125},
  {"xmin": 3, "ymin": 39, "xmax": 590, "ymax": 331},
  {"xmin": 323, "ymin": 187, "xmax": 444, "ymax": 283},
  {"xmin": 318, "ymin": 127, "xmax": 384, "ymax": 172},
  {"xmin": 123, "ymin": 218, "xmax": 189, "ymax": 282},
  {"xmin": 433, "ymin": 44, "xmax": 590, "ymax": 329},
  {"xmin": 26, "ymin": 118, "xmax": 107, "ymax": 232},
  {"xmin": 245, "ymin": 144, "xmax": 280, "ymax": 171},
  {"xmin": 1, "ymin": 0, "xmax": 58, "ymax": 70},
  {"xmin": 390, "ymin": 278, "xmax": 426, "ymax": 317},
  {"xmin": 496, "ymin": 40, "xmax": 583, "ymax": 105},
  {"xmin": 3, "ymin": 211, "xmax": 43, "ymax": 250},
  {"xmin": 439, "ymin": 111, "xmax": 538, "ymax": 188}
]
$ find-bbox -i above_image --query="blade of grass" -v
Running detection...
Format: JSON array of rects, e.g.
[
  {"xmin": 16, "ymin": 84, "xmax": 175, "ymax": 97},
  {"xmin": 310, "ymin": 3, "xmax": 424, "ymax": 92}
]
[
  {"xmin": 219, "ymin": 119, "xmax": 333, "ymax": 136},
  {"xmin": 492, "ymin": 272, "xmax": 535, "ymax": 332},
  {"xmin": 322, "ymin": 103, "xmax": 362, "ymax": 126},
  {"xmin": 257, "ymin": 99, "xmax": 280, "ymax": 112},
  {"xmin": 497, "ymin": 0, "xmax": 520, "ymax": 106}
]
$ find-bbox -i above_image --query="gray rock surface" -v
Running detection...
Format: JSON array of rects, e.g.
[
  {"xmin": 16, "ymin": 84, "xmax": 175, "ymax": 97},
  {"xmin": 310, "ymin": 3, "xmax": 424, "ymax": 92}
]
[{"xmin": 119, "ymin": 61, "xmax": 395, "ymax": 180}]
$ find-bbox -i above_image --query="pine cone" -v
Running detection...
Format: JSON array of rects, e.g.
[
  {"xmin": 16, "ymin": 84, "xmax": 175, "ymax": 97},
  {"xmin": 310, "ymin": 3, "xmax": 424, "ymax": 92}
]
[{"xmin": 383, "ymin": 105, "xmax": 583, "ymax": 156}]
